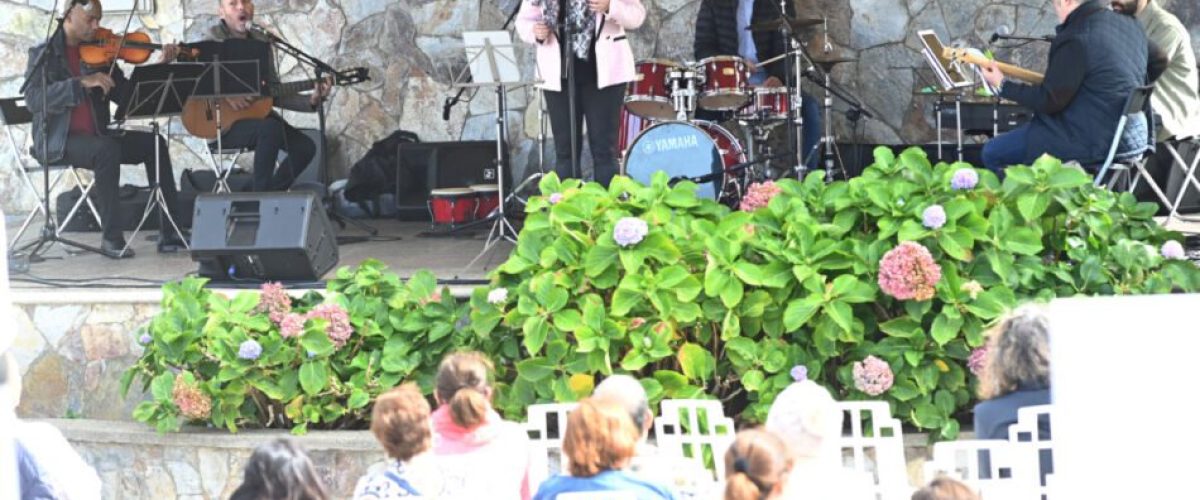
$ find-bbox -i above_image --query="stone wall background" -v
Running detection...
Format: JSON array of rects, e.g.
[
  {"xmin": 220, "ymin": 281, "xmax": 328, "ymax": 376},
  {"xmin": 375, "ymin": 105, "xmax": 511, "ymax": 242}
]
[{"xmin": 2, "ymin": 0, "xmax": 1198, "ymax": 215}]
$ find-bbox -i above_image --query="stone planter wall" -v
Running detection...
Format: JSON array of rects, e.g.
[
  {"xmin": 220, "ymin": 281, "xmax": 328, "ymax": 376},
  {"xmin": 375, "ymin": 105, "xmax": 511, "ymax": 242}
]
[{"xmin": 3, "ymin": 0, "xmax": 1198, "ymax": 215}]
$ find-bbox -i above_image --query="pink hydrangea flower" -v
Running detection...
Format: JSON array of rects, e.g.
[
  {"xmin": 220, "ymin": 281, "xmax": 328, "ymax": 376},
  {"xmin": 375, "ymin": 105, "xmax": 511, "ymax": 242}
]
[
  {"xmin": 279, "ymin": 313, "xmax": 306, "ymax": 339},
  {"xmin": 257, "ymin": 282, "xmax": 293, "ymax": 324},
  {"xmin": 968, "ymin": 346, "xmax": 989, "ymax": 377},
  {"xmin": 878, "ymin": 241, "xmax": 943, "ymax": 301},
  {"xmin": 1161, "ymin": 240, "xmax": 1186, "ymax": 260},
  {"xmin": 852, "ymin": 356, "xmax": 894, "ymax": 396},
  {"xmin": 739, "ymin": 181, "xmax": 783, "ymax": 212},
  {"xmin": 172, "ymin": 376, "xmax": 212, "ymax": 420},
  {"xmin": 308, "ymin": 303, "xmax": 354, "ymax": 348},
  {"xmin": 549, "ymin": 192, "xmax": 564, "ymax": 205}
]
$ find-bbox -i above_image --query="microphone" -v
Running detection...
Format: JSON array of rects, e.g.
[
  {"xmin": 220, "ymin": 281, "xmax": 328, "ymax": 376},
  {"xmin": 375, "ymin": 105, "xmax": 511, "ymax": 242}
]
[
  {"xmin": 989, "ymin": 25, "xmax": 1011, "ymax": 44},
  {"xmin": 248, "ymin": 22, "xmax": 283, "ymax": 42},
  {"xmin": 442, "ymin": 96, "xmax": 453, "ymax": 120}
]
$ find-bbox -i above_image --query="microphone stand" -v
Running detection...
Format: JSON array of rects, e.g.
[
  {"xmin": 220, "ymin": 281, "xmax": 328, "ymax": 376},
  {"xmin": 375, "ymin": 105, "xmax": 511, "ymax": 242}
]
[
  {"xmin": 562, "ymin": 4, "xmax": 580, "ymax": 180},
  {"xmin": 255, "ymin": 27, "xmax": 379, "ymax": 242},
  {"xmin": 13, "ymin": 1, "xmax": 107, "ymax": 261}
]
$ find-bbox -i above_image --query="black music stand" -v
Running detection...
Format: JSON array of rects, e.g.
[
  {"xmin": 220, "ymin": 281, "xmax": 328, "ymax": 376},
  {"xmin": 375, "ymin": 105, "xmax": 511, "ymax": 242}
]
[
  {"xmin": 187, "ymin": 44, "xmax": 263, "ymax": 192},
  {"xmin": 118, "ymin": 63, "xmax": 204, "ymax": 253}
]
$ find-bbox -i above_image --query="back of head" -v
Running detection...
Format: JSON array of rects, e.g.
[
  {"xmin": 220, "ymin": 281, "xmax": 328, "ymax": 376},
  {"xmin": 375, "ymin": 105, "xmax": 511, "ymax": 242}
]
[
  {"xmin": 230, "ymin": 438, "xmax": 328, "ymax": 500},
  {"xmin": 911, "ymin": 476, "xmax": 980, "ymax": 500},
  {"xmin": 371, "ymin": 383, "xmax": 432, "ymax": 462},
  {"xmin": 593, "ymin": 374, "xmax": 650, "ymax": 434},
  {"xmin": 563, "ymin": 396, "xmax": 641, "ymax": 477},
  {"xmin": 724, "ymin": 428, "xmax": 792, "ymax": 500},
  {"xmin": 979, "ymin": 304, "xmax": 1051, "ymax": 400},
  {"xmin": 435, "ymin": 352, "xmax": 494, "ymax": 429},
  {"xmin": 764, "ymin": 380, "xmax": 842, "ymax": 461}
]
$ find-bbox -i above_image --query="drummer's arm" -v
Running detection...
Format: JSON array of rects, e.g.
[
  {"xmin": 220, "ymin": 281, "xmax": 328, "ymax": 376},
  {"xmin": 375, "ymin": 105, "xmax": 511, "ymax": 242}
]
[{"xmin": 606, "ymin": 0, "xmax": 645, "ymax": 30}]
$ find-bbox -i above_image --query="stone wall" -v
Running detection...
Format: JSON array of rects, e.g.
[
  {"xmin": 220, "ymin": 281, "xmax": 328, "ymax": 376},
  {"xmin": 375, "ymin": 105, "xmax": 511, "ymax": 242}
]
[{"xmin": 2, "ymin": 0, "xmax": 1199, "ymax": 214}]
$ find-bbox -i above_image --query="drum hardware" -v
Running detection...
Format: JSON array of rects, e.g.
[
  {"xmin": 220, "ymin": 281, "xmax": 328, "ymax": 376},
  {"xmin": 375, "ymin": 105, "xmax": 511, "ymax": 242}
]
[{"xmin": 668, "ymin": 66, "xmax": 702, "ymax": 120}]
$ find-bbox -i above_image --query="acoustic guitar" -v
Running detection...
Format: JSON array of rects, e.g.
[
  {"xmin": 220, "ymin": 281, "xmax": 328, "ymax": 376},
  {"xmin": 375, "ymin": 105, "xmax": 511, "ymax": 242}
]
[
  {"xmin": 181, "ymin": 67, "xmax": 369, "ymax": 139},
  {"xmin": 942, "ymin": 47, "xmax": 1045, "ymax": 85}
]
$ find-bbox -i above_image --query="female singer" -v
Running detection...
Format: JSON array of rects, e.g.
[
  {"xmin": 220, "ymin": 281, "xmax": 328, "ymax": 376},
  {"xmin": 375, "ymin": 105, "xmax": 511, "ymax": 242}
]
[{"xmin": 516, "ymin": 0, "xmax": 645, "ymax": 186}]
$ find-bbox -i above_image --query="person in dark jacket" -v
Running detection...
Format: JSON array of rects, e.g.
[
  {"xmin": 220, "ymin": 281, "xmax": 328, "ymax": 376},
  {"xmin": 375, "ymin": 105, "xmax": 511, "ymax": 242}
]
[
  {"xmin": 980, "ymin": 0, "xmax": 1168, "ymax": 174},
  {"xmin": 23, "ymin": 0, "xmax": 187, "ymax": 258},
  {"xmin": 200, "ymin": 0, "xmax": 330, "ymax": 192},
  {"xmin": 693, "ymin": 0, "xmax": 822, "ymax": 170}
]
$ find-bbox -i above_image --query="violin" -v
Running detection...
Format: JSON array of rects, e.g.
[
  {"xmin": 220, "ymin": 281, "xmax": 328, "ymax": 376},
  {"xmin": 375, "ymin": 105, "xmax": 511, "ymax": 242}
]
[{"xmin": 80, "ymin": 27, "xmax": 198, "ymax": 66}]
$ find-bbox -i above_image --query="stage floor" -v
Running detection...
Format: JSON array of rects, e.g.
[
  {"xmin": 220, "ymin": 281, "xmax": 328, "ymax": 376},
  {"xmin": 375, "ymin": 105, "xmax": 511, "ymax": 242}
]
[{"xmin": 5, "ymin": 218, "xmax": 513, "ymax": 290}]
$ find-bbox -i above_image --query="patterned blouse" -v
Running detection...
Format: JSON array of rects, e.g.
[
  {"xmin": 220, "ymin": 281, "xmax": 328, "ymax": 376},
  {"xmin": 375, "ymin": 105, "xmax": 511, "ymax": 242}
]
[{"xmin": 353, "ymin": 460, "xmax": 430, "ymax": 499}]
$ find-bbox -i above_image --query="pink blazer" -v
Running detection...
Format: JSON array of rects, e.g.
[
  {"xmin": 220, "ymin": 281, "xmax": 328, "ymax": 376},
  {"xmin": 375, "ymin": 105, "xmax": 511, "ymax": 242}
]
[{"xmin": 515, "ymin": 0, "xmax": 646, "ymax": 92}]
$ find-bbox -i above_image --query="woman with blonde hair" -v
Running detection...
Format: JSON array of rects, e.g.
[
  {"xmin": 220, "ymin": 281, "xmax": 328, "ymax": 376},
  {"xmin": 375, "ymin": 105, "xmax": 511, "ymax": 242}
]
[
  {"xmin": 354, "ymin": 383, "xmax": 442, "ymax": 498},
  {"xmin": 533, "ymin": 396, "xmax": 676, "ymax": 499},
  {"xmin": 723, "ymin": 429, "xmax": 792, "ymax": 500},
  {"xmin": 974, "ymin": 304, "xmax": 1052, "ymax": 440},
  {"xmin": 430, "ymin": 352, "xmax": 533, "ymax": 499},
  {"xmin": 911, "ymin": 476, "xmax": 980, "ymax": 500}
]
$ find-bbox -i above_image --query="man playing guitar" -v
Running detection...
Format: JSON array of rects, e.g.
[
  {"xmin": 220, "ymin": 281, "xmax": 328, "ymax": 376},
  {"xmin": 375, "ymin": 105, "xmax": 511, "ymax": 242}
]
[
  {"xmin": 200, "ymin": 0, "xmax": 331, "ymax": 192},
  {"xmin": 24, "ymin": 0, "xmax": 187, "ymax": 258}
]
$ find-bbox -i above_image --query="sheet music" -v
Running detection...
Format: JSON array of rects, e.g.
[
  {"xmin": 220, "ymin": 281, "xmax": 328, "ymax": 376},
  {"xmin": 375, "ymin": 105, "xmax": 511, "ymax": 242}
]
[{"xmin": 462, "ymin": 31, "xmax": 522, "ymax": 85}]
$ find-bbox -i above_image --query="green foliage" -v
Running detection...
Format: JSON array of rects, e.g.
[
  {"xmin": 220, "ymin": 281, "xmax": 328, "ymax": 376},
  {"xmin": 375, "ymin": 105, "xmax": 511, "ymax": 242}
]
[
  {"xmin": 476, "ymin": 149, "xmax": 1200, "ymax": 438},
  {"xmin": 121, "ymin": 260, "xmax": 468, "ymax": 433}
]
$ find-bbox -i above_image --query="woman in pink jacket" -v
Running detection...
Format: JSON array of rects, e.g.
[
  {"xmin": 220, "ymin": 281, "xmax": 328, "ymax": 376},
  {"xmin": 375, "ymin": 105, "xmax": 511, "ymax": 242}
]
[
  {"xmin": 516, "ymin": 0, "xmax": 645, "ymax": 186},
  {"xmin": 430, "ymin": 352, "xmax": 534, "ymax": 500}
]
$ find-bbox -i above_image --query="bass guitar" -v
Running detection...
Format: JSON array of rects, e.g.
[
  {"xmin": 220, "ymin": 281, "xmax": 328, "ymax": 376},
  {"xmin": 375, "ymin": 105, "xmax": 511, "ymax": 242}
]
[{"xmin": 182, "ymin": 66, "xmax": 369, "ymax": 139}]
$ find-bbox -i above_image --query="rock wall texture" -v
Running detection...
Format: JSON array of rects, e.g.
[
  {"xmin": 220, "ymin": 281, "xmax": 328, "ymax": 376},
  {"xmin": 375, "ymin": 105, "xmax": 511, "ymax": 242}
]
[{"xmin": 2, "ymin": 0, "xmax": 1198, "ymax": 214}]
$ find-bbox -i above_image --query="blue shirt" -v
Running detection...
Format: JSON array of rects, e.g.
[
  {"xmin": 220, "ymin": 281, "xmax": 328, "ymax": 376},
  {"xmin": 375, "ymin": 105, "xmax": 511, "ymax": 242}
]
[
  {"xmin": 533, "ymin": 470, "xmax": 677, "ymax": 500},
  {"xmin": 736, "ymin": 0, "xmax": 768, "ymax": 85}
]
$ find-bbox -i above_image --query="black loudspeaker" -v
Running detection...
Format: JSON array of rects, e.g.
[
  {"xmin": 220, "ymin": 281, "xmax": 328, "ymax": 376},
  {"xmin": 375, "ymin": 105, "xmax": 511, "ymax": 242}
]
[{"xmin": 190, "ymin": 191, "xmax": 338, "ymax": 281}]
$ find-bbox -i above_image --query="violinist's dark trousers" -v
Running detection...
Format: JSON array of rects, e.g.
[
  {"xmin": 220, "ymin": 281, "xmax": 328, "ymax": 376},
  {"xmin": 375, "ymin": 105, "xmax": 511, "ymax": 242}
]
[{"xmin": 61, "ymin": 131, "xmax": 180, "ymax": 240}]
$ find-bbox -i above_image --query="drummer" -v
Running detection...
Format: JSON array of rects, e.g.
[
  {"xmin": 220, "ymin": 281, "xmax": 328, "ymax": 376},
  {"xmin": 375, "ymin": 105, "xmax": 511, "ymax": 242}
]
[{"xmin": 693, "ymin": 0, "xmax": 822, "ymax": 169}]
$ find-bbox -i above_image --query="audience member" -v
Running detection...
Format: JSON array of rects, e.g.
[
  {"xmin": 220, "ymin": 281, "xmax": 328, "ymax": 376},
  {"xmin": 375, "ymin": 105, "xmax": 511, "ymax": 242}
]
[
  {"xmin": 533, "ymin": 396, "xmax": 676, "ymax": 499},
  {"xmin": 593, "ymin": 375, "xmax": 710, "ymax": 495},
  {"xmin": 3, "ymin": 351, "xmax": 102, "ymax": 500},
  {"xmin": 911, "ymin": 476, "xmax": 980, "ymax": 500},
  {"xmin": 354, "ymin": 383, "xmax": 442, "ymax": 498},
  {"xmin": 229, "ymin": 438, "xmax": 329, "ymax": 500},
  {"xmin": 765, "ymin": 380, "xmax": 874, "ymax": 500},
  {"xmin": 974, "ymin": 305, "xmax": 1052, "ymax": 440},
  {"xmin": 430, "ymin": 352, "xmax": 532, "ymax": 500},
  {"xmin": 723, "ymin": 428, "xmax": 792, "ymax": 500}
]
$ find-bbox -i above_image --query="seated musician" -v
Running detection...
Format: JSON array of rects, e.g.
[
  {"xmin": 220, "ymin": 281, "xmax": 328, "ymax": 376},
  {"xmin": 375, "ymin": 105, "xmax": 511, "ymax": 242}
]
[
  {"xmin": 1111, "ymin": 0, "xmax": 1200, "ymax": 141},
  {"xmin": 980, "ymin": 0, "xmax": 1167, "ymax": 175},
  {"xmin": 201, "ymin": 0, "xmax": 330, "ymax": 192},
  {"xmin": 24, "ymin": 0, "xmax": 186, "ymax": 259},
  {"xmin": 693, "ymin": 0, "xmax": 822, "ymax": 169}
]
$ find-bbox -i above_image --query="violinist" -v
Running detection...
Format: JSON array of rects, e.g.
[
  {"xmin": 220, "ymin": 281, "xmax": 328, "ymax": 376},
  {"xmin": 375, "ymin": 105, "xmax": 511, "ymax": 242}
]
[{"xmin": 23, "ymin": 0, "xmax": 186, "ymax": 258}]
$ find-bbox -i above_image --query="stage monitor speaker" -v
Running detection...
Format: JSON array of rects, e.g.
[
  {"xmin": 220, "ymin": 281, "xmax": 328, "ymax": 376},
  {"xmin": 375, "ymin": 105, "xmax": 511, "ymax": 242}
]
[{"xmin": 190, "ymin": 191, "xmax": 339, "ymax": 281}]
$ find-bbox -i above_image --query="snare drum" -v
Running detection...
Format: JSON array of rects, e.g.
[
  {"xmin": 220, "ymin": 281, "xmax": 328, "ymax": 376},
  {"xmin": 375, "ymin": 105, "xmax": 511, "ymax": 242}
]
[
  {"xmin": 626, "ymin": 59, "xmax": 683, "ymax": 120},
  {"xmin": 621, "ymin": 120, "xmax": 746, "ymax": 202},
  {"xmin": 428, "ymin": 188, "xmax": 477, "ymax": 226},
  {"xmin": 470, "ymin": 184, "xmax": 500, "ymax": 220},
  {"xmin": 696, "ymin": 56, "xmax": 750, "ymax": 111},
  {"xmin": 738, "ymin": 87, "xmax": 792, "ymax": 122}
]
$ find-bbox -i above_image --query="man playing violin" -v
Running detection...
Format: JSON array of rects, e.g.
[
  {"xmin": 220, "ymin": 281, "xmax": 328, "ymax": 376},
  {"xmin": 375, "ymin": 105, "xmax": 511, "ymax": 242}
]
[
  {"xmin": 201, "ymin": 0, "xmax": 331, "ymax": 192},
  {"xmin": 24, "ymin": 0, "xmax": 187, "ymax": 258}
]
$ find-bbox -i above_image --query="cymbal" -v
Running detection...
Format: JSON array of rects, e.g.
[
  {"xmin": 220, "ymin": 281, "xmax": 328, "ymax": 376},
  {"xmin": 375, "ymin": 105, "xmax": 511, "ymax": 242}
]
[
  {"xmin": 810, "ymin": 56, "xmax": 857, "ymax": 70},
  {"xmin": 747, "ymin": 17, "xmax": 823, "ymax": 32}
]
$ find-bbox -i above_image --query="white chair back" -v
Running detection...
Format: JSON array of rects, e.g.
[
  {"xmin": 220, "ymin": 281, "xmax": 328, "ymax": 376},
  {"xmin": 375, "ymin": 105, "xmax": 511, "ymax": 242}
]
[
  {"xmin": 926, "ymin": 439, "xmax": 1039, "ymax": 499},
  {"xmin": 1008, "ymin": 404, "xmax": 1054, "ymax": 498},
  {"xmin": 524, "ymin": 402, "xmax": 579, "ymax": 490},
  {"xmin": 835, "ymin": 401, "xmax": 910, "ymax": 500},
  {"xmin": 652, "ymin": 399, "xmax": 735, "ymax": 483}
]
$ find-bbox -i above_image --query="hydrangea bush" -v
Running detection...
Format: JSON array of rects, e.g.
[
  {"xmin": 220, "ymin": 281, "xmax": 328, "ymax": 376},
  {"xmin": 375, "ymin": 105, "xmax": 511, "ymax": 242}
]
[
  {"xmin": 122, "ymin": 262, "xmax": 467, "ymax": 433},
  {"xmin": 471, "ymin": 147, "xmax": 1200, "ymax": 438}
]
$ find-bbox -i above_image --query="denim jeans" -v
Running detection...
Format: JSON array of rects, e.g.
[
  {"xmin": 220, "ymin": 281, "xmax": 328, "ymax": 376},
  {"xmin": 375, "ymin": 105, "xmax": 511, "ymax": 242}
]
[{"xmin": 981, "ymin": 123, "xmax": 1035, "ymax": 176}]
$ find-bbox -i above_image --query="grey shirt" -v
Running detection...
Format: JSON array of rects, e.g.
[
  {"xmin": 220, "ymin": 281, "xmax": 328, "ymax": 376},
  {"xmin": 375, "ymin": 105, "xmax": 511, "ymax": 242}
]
[{"xmin": 1138, "ymin": 0, "xmax": 1200, "ymax": 140}]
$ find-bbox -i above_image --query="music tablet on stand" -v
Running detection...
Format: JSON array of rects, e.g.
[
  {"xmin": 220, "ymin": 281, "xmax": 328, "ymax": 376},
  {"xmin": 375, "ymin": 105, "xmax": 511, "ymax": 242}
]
[{"xmin": 917, "ymin": 30, "xmax": 973, "ymax": 91}]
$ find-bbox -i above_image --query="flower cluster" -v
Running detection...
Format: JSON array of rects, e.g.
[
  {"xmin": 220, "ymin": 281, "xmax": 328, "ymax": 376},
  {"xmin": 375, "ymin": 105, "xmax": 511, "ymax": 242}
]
[
  {"xmin": 487, "ymin": 288, "xmax": 508, "ymax": 305},
  {"xmin": 922, "ymin": 204, "xmax": 946, "ymax": 229},
  {"xmin": 139, "ymin": 333, "xmax": 153, "ymax": 345},
  {"xmin": 548, "ymin": 192, "xmax": 564, "ymax": 205},
  {"xmin": 613, "ymin": 217, "xmax": 649, "ymax": 247},
  {"xmin": 308, "ymin": 303, "xmax": 354, "ymax": 348},
  {"xmin": 1161, "ymin": 240, "xmax": 1186, "ymax": 260},
  {"xmin": 790, "ymin": 365, "xmax": 808, "ymax": 382},
  {"xmin": 852, "ymin": 356, "xmax": 894, "ymax": 396},
  {"xmin": 279, "ymin": 313, "xmax": 306, "ymax": 339},
  {"xmin": 878, "ymin": 241, "xmax": 943, "ymax": 301},
  {"xmin": 238, "ymin": 339, "xmax": 263, "ymax": 360},
  {"xmin": 257, "ymin": 282, "xmax": 293, "ymax": 324},
  {"xmin": 739, "ymin": 181, "xmax": 782, "ymax": 212},
  {"xmin": 950, "ymin": 168, "xmax": 979, "ymax": 190},
  {"xmin": 967, "ymin": 346, "xmax": 989, "ymax": 377},
  {"xmin": 172, "ymin": 376, "xmax": 212, "ymax": 420}
]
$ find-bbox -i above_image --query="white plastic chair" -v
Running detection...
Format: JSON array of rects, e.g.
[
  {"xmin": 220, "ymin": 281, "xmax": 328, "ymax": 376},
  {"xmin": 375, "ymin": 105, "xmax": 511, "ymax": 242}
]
[
  {"xmin": 835, "ymin": 401, "xmax": 911, "ymax": 500},
  {"xmin": 925, "ymin": 439, "xmax": 1040, "ymax": 499},
  {"xmin": 1008, "ymin": 404, "xmax": 1054, "ymax": 498},
  {"xmin": 653, "ymin": 399, "xmax": 736, "ymax": 483},
  {"xmin": 524, "ymin": 402, "xmax": 579, "ymax": 490}
]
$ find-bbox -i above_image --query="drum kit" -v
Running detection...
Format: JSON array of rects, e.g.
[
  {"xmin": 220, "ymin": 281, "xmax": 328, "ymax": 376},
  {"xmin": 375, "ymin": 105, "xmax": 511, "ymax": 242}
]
[{"xmin": 616, "ymin": 14, "xmax": 867, "ymax": 207}]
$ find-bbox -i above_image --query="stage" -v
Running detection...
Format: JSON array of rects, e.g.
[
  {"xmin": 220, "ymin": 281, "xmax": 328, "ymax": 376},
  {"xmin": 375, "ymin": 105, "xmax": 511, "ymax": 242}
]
[{"xmin": 5, "ymin": 218, "xmax": 511, "ymax": 291}]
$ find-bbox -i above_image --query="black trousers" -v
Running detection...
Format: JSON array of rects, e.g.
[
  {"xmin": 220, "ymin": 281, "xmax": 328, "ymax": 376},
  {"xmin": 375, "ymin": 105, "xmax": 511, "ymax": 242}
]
[
  {"xmin": 219, "ymin": 115, "xmax": 315, "ymax": 191},
  {"xmin": 543, "ymin": 59, "xmax": 626, "ymax": 186},
  {"xmin": 62, "ymin": 131, "xmax": 179, "ymax": 241}
]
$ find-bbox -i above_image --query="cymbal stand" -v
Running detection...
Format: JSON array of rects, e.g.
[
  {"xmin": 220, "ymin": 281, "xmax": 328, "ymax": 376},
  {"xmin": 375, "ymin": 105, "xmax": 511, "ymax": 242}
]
[{"xmin": 815, "ymin": 23, "xmax": 848, "ymax": 181}]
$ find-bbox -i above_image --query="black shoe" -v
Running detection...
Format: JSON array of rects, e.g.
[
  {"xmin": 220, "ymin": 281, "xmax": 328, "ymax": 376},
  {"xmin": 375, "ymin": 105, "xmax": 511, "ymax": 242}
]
[
  {"xmin": 158, "ymin": 230, "xmax": 190, "ymax": 253},
  {"xmin": 100, "ymin": 236, "xmax": 135, "ymax": 259}
]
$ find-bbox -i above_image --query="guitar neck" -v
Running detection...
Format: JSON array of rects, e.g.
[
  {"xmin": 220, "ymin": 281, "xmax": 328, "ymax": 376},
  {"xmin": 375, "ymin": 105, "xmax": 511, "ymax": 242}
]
[
  {"xmin": 942, "ymin": 48, "xmax": 1045, "ymax": 85},
  {"xmin": 271, "ymin": 79, "xmax": 320, "ymax": 97}
]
